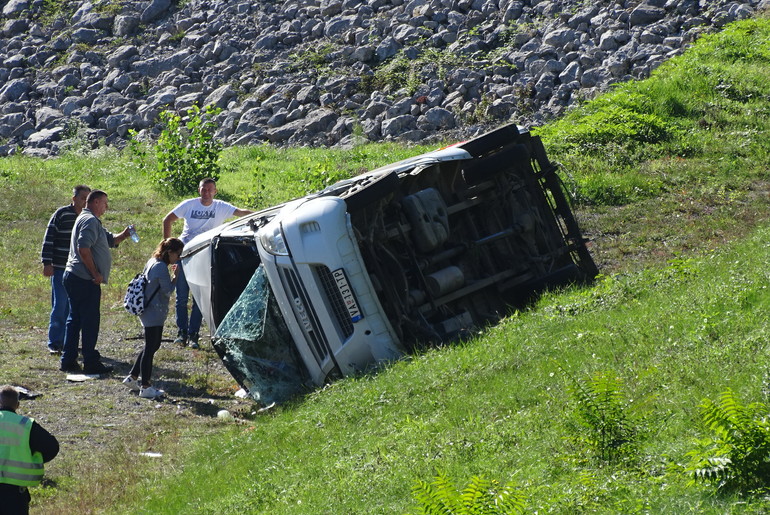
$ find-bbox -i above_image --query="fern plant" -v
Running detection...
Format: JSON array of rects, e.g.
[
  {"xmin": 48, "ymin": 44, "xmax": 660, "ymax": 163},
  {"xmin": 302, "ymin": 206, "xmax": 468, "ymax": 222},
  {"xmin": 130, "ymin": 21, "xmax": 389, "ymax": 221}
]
[
  {"xmin": 685, "ymin": 388, "xmax": 770, "ymax": 493},
  {"xmin": 410, "ymin": 473, "xmax": 525, "ymax": 515},
  {"xmin": 563, "ymin": 368, "xmax": 639, "ymax": 463}
]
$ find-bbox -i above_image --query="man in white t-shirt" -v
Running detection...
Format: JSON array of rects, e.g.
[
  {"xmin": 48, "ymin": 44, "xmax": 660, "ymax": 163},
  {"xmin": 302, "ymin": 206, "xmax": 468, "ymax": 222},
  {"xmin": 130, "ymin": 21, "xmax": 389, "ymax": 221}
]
[{"xmin": 163, "ymin": 178, "xmax": 253, "ymax": 347}]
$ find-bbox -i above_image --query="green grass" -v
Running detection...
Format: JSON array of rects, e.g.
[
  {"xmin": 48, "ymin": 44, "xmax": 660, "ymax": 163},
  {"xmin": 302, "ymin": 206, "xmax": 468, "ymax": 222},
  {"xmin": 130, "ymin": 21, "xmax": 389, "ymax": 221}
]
[
  {"xmin": 4, "ymin": 15, "xmax": 770, "ymax": 514},
  {"xmin": 215, "ymin": 142, "xmax": 438, "ymax": 208}
]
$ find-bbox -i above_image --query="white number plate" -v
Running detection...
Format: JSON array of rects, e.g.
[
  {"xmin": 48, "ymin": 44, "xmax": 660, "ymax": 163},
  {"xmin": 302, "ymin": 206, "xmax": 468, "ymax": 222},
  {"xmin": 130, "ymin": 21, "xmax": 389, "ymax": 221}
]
[{"xmin": 332, "ymin": 268, "xmax": 362, "ymax": 322}]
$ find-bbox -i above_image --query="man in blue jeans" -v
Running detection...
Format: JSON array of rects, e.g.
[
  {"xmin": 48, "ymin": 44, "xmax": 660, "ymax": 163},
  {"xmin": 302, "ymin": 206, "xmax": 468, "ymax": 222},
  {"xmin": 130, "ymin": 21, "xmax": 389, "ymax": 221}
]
[
  {"xmin": 40, "ymin": 185, "xmax": 91, "ymax": 354},
  {"xmin": 162, "ymin": 178, "xmax": 252, "ymax": 348},
  {"xmin": 60, "ymin": 190, "xmax": 132, "ymax": 375}
]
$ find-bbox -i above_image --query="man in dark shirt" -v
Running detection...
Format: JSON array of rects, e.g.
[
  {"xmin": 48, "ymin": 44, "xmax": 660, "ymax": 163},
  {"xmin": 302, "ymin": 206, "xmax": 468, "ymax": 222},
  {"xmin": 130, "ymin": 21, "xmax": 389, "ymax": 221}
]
[
  {"xmin": 41, "ymin": 185, "xmax": 91, "ymax": 354},
  {"xmin": 0, "ymin": 385, "xmax": 59, "ymax": 515}
]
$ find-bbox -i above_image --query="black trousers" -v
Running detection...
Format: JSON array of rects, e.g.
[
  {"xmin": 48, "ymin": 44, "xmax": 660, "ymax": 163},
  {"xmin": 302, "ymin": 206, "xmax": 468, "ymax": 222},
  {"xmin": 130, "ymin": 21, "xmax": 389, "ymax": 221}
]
[
  {"xmin": 129, "ymin": 325, "xmax": 163, "ymax": 386},
  {"xmin": 0, "ymin": 484, "xmax": 30, "ymax": 515}
]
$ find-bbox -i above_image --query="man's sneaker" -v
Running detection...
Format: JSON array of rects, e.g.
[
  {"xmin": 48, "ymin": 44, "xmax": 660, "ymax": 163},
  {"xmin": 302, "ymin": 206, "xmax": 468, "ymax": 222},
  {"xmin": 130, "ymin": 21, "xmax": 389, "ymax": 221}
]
[
  {"xmin": 189, "ymin": 332, "xmax": 200, "ymax": 349},
  {"xmin": 48, "ymin": 344, "xmax": 62, "ymax": 355},
  {"xmin": 174, "ymin": 331, "xmax": 187, "ymax": 347},
  {"xmin": 60, "ymin": 361, "xmax": 81, "ymax": 373},
  {"xmin": 83, "ymin": 362, "xmax": 113, "ymax": 375},
  {"xmin": 139, "ymin": 385, "xmax": 165, "ymax": 399},
  {"xmin": 122, "ymin": 376, "xmax": 140, "ymax": 392}
]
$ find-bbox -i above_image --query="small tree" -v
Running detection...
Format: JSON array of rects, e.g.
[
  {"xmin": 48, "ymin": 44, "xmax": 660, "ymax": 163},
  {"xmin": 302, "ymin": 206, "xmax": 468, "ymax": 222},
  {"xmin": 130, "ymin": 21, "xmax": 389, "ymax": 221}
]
[{"xmin": 153, "ymin": 104, "xmax": 222, "ymax": 196}]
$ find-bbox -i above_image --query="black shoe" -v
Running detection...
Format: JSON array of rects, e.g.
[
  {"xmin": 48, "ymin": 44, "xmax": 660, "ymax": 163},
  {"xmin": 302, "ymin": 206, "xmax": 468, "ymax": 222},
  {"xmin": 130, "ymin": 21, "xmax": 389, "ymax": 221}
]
[
  {"xmin": 83, "ymin": 362, "xmax": 113, "ymax": 375},
  {"xmin": 60, "ymin": 362, "xmax": 81, "ymax": 373}
]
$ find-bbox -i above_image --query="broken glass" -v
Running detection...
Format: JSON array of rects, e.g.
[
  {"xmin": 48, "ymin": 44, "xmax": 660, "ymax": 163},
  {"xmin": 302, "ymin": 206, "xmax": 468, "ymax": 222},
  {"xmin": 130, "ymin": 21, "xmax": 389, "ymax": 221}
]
[{"xmin": 213, "ymin": 264, "xmax": 308, "ymax": 405}]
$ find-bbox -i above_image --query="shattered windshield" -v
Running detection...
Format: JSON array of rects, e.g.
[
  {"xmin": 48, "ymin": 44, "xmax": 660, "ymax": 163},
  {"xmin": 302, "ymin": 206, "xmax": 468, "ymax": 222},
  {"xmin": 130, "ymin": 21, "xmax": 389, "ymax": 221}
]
[{"xmin": 213, "ymin": 264, "xmax": 308, "ymax": 405}]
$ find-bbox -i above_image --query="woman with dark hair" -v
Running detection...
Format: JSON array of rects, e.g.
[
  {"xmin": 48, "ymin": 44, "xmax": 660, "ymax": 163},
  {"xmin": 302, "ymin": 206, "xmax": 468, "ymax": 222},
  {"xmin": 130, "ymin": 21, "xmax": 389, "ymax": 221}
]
[{"xmin": 122, "ymin": 237, "xmax": 184, "ymax": 399}]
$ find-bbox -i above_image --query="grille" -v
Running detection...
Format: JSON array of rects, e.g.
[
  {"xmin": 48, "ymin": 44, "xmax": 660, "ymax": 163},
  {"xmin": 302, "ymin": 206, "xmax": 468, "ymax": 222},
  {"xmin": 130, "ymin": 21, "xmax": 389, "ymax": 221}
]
[
  {"xmin": 279, "ymin": 267, "xmax": 329, "ymax": 364},
  {"xmin": 315, "ymin": 265, "xmax": 354, "ymax": 339}
]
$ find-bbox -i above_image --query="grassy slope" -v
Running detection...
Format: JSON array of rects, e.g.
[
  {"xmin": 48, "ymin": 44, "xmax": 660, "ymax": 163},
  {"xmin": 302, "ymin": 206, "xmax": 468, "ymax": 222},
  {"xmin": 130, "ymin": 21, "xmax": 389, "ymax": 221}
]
[
  {"xmin": 127, "ymin": 17, "xmax": 770, "ymax": 514},
  {"xmin": 134, "ymin": 229, "xmax": 770, "ymax": 514}
]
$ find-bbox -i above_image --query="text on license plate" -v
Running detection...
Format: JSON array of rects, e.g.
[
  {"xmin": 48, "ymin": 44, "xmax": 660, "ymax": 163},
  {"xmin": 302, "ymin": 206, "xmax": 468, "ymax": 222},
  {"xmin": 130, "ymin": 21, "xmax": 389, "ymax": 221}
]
[{"xmin": 332, "ymin": 268, "xmax": 362, "ymax": 322}]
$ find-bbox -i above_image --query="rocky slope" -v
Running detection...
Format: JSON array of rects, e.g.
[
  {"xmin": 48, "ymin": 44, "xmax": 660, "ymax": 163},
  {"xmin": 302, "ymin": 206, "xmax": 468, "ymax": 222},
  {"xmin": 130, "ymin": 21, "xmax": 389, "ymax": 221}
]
[{"xmin": 0, "ymin": 0, "xmax": 766, "ymax": 157}]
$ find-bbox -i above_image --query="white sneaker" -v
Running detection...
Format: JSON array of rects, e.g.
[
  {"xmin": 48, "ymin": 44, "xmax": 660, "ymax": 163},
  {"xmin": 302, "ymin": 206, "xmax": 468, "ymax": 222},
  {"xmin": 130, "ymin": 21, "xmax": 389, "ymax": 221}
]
[
  {"xmin": 122, "ymin": 376, "xmax": 140, "ymax": 392},
  {"xmin": 139, "ymin": 386, "xmax": 165, "ymax": 399}
]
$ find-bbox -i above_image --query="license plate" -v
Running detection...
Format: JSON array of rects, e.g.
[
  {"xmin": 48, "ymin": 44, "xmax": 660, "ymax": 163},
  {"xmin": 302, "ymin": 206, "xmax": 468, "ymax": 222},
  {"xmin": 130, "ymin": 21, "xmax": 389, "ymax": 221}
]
[{"xmin": 332, "ymin": 268, "xmax": 362, "ymax": 322}]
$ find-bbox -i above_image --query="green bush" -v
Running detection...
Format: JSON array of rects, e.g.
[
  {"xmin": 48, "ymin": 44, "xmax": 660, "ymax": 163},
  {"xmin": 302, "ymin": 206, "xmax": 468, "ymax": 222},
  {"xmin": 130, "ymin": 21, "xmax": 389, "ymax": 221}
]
[
  {"xmin": 364, "ymin": 48, "xmax": 466, "ymax": 95},
  {"xmin": 572, "ymin": 169, "xmax": 664, "ymax": 205},
  {"xmin": 685, "ymin": 388, "xmax": 770, "ymax": 493},
  {"xmin": 289, "ymin": 43, "xmax": 336, "ymax": 71},
  {"xmin": 38, "ymin": 0, "xmax": 75, "ymax": 24},
  {"xmin": 552, "ymin": 104, "xmax": 671, "ymax": 150},
  {"xmin": 153, "ymin": 105, "xmax": 223, "ymax": 196}
]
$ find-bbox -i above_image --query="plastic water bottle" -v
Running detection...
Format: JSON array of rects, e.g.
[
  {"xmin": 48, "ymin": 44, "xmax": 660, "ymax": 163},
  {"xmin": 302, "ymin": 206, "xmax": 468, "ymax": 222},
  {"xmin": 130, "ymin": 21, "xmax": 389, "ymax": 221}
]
[{"xmin": 128, "ymin": 224, "xmax": 140, "ymax": 243}]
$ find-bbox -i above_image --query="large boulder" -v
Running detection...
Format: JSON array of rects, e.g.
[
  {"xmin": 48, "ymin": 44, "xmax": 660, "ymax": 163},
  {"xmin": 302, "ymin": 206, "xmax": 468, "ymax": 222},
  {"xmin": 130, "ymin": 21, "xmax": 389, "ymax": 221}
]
[
  {"xmin": 0, "ymin": 79, "xmax": 30, "ymax": 102},
  {"xmin": 2, "ymin": 0, "xmax": 29, "ymax": 17},
  {"xmin": 141, "ymin": 0, "xmax": 172, "ymax": 23},
  {"xmin": 629, "ymin": 5, "xmax": 666, "ymax": 26},
  {"xmin": 26, "ymin": 127, "xmax": 66, "ymax": 148}
]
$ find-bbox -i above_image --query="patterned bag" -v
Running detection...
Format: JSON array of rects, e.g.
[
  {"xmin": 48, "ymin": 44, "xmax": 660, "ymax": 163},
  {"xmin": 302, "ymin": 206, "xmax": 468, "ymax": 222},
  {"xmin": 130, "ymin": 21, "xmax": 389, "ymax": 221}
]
[{"xmin": 123, "ymin": 272, "xmax": 160, "ymax": 316}]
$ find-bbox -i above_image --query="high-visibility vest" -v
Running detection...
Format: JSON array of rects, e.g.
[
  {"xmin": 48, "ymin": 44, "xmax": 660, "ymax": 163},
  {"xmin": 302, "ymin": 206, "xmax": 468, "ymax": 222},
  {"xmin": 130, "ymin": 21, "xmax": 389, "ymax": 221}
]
[{"xmin": 0, "ymin": 411, "xmax": 45, "ymax": 487}]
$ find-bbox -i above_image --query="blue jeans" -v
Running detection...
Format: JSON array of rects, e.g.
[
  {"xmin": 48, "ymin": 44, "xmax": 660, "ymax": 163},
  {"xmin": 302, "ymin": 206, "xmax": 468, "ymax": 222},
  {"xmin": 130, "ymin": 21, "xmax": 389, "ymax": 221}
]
[
  {"xmin": 47, "ymin": 268, "xmax": 69, "ymax": 350},
  {"xmin": 61, "ymin": 272, "xmax": 102, "ymax": 367},
  {"xmin": 175, "ymin": 262, "xmax": 201, "ymax": 336}
]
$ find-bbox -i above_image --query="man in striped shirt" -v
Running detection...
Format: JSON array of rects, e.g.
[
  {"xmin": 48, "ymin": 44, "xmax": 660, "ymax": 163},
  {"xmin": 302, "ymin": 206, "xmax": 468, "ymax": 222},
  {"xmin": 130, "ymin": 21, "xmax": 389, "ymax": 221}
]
[{"xmin": 40, "ymin": 185, "xmax": 91, "ymax": 354}]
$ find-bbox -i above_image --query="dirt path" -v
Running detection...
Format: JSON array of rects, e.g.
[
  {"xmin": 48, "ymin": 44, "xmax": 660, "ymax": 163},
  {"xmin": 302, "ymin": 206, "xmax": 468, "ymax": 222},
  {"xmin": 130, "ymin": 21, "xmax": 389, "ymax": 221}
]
[{"xmin": 2, "ymin": 315, "xmax": 254, "ymax": 512}]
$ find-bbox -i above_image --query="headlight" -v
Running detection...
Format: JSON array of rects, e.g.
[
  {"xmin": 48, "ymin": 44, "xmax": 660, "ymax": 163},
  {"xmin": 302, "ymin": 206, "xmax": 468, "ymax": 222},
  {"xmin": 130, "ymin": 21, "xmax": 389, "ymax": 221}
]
[{"xmin": 258, "ymin": 223, "xmax": 289, "ymax": 255}]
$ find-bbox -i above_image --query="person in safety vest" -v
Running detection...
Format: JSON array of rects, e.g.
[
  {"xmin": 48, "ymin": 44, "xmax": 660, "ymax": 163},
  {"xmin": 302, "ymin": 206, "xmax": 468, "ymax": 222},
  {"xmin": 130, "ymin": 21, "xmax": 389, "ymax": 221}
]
[{"xmin": 0, "ymin": 385, "xmax": 59, "ymax": 515}]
